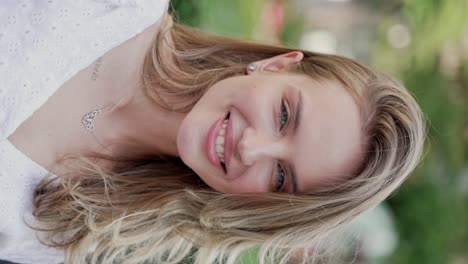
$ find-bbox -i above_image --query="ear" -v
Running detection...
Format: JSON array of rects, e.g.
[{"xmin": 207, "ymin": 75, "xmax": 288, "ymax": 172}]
[{"xmin": 248, "ymin": 51, "xmax": 304, "ymax": 74}]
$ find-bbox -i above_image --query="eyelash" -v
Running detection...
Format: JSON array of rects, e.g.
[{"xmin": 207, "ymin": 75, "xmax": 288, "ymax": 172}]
[
  {"xmin": 279, "ymin": 99, "xmax": 289, "ymax": 131},
  {"xmin": 275, "ymin": 98, "xmax": 289, "ymax": 192}
]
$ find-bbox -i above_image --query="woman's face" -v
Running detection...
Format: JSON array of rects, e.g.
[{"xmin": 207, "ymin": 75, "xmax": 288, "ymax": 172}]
[{"xmin": 177, "ymin": 71, "xmax": 364, "ymax": 194}]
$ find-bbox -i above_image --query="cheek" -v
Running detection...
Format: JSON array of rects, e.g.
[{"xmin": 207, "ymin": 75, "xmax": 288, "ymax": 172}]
[
  {"xmin": 224, "ymin": 166, "xmax": 272, "ymax": 193},
  {"xmin": 229, "ymin": 87, "xmax": 272, "ymax": 120},
  {"xmin": 208, "ymin": 76, "xmax": 250, "ymax": 98},
  {"xmin": 232, "ymin": 83, "xmax": 266, "ymax": 101}
]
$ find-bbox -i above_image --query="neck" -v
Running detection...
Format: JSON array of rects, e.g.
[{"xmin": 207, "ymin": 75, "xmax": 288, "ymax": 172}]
[
  {"xmin": 100, "ymin": 86, "xmax": 186, "ymax": 159},
  {"xmin": 89, "ymin": 20, "xmax": 186, "ymax": 160}
]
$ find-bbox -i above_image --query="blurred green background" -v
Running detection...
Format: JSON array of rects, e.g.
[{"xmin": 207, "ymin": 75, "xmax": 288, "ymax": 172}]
[{"xmin": 169, "ymin": 0, "xmax": 468, "ymax": 263}]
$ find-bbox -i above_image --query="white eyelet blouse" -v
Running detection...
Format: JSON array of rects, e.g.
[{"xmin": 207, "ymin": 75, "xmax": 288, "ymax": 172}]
[{"xmin": 0, "ymin": 1, "xmax": 168, "ymax": 263}]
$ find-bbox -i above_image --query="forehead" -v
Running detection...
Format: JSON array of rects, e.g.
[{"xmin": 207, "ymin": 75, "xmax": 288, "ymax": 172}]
[{"xmin": 285, "ymin": 74, "xmax": 364, "ymax": 192}]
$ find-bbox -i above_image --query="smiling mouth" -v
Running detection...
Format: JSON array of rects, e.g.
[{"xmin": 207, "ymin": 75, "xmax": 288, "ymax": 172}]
[{"xmin": 217, "ymin": 112, "xmax": 230, "ymax": 173}]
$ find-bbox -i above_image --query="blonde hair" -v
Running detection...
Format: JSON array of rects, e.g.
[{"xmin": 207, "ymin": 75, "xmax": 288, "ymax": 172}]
[{"xmin": 33, "ymin": 13, "xmax": 426, "ymax": 264}]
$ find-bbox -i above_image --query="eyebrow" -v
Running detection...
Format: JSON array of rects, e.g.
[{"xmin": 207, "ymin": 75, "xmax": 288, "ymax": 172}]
[
  {"xmin": 290, "ymin": 89, "xmax": 303, "ymax": 193},
  {"xmin": 291, "ymin": 165, "xmax": 299, "ymax": 193},
  {"xmin": 294, "ymin": 90, "xmax": 303, "ymax": 134}
]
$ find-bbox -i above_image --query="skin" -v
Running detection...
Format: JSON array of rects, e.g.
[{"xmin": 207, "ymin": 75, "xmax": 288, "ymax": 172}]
[
  {"xmin": 101, "ymin": 50, "xmax": 364, "ymax": 193},
  {"xmin": 176, "ymin": 52, "xmax": 364, "ymax": 193},
  {"xmin": 8, "ymin": 18, "xmax": 363, "ymax": 194}
]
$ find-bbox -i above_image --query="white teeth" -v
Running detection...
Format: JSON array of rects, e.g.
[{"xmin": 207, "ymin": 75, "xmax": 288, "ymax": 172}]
[
  {"xmin": 219, "ymin": 128, "xmax": 225, "ymax": 136},
  {"xmin": 216, "ymin": 135, "xmax": 225, "ymax": 145},
  {"xmin": 215, "ymin": 119, "xmax": 228, "ymax": 163},
  {"xmin": 216, "ymin": 144, "xmax": 224, "ymax": 153}
]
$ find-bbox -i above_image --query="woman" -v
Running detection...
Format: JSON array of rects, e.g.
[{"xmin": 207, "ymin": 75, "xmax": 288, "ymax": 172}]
[{"xmin": 0, "ymin": 0, "xmax": 426, "ymax": 263}]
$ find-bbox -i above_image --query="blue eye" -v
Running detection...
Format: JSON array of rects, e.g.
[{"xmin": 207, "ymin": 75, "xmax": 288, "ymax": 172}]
[
  {"xmin": 275, "ymin": 163, "xmax": 286, "ymax": 192},
  {"xmin": 279, "ymin": 99, "xmax": 289, "ymax": 130},
  {"xmin": 274, "ymin": 99, "xmax": 289, "ymax": 192}
]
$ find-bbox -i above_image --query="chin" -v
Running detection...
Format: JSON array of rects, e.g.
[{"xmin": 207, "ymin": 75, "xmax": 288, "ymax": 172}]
[
  {"xmin": 176, "ymin": 119, "xmax": 193, "ymax": 167},
  {"xmin": 176, "ymin": 114, "xmax": 207, "ymax": 174}
]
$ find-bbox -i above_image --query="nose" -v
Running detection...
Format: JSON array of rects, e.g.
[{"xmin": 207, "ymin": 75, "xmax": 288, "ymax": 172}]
[{"xmin": 238, "ymin": 127, "xmax": 285, "ymax": 166}]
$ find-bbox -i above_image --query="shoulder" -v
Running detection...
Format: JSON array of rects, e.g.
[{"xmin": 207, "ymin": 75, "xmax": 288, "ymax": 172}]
[
  {"xmin": 0, "ymin": 0, "xmax": 169, "ymax": 139},
  {"xmin": 0, "ymin": 0, "xmax": 169, "ymax": 28}
]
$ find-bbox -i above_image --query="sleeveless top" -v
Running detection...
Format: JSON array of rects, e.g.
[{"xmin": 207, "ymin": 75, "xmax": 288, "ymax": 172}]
[{"xmin": 0, "ymin": 1, "xmax": 168, "ymax": 263}]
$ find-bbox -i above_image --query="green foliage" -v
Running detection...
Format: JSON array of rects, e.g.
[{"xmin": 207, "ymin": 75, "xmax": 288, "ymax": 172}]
[
  {"xmin": 404, "ymin": 66, "xmax": 465, "ymax": 173},
  {"xmin": 169, "ymin": 0, "xmax": 200, "ymax": 27},
  {"xmin": 373, "ymin": 0, "xmax": 468, "ymax": 263},
  {"xmin": 403, "ymin": 0, "xmax": 468, "ymax": 69},
  {"xmin": 280, "ymin": 10, "xmax": 305, "ymax": 48},
  {"xmin": 236, "ymin": 247, "xmax": 260, "ymax": 264},
  {"xmin": 387, "ymin": 159, "xmax": 468, "ymax": 264},
  {"xmin": 170, "ymin": 0, "xmax": 264, "ymax": 39}
]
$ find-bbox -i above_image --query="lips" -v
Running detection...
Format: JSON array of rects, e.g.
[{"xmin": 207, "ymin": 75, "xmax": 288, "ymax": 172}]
[
  {"xmin": 224, "ymin": 112, "xmax": 233, "ymax": 171},
  {"xmin": 205, "ymin": 112, "xmax": 230, "ymax": 173}
]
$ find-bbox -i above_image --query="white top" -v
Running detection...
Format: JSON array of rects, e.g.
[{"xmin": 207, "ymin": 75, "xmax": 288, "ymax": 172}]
[{"xmin": 0, "ymin": 1, "xmax": 168, "ymax": 263}]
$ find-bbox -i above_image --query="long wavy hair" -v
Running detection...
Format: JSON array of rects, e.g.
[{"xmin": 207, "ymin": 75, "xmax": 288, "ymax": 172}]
[{"xmin": 32, "ymin": 12, "xmax": 426, "ymax": 264}]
